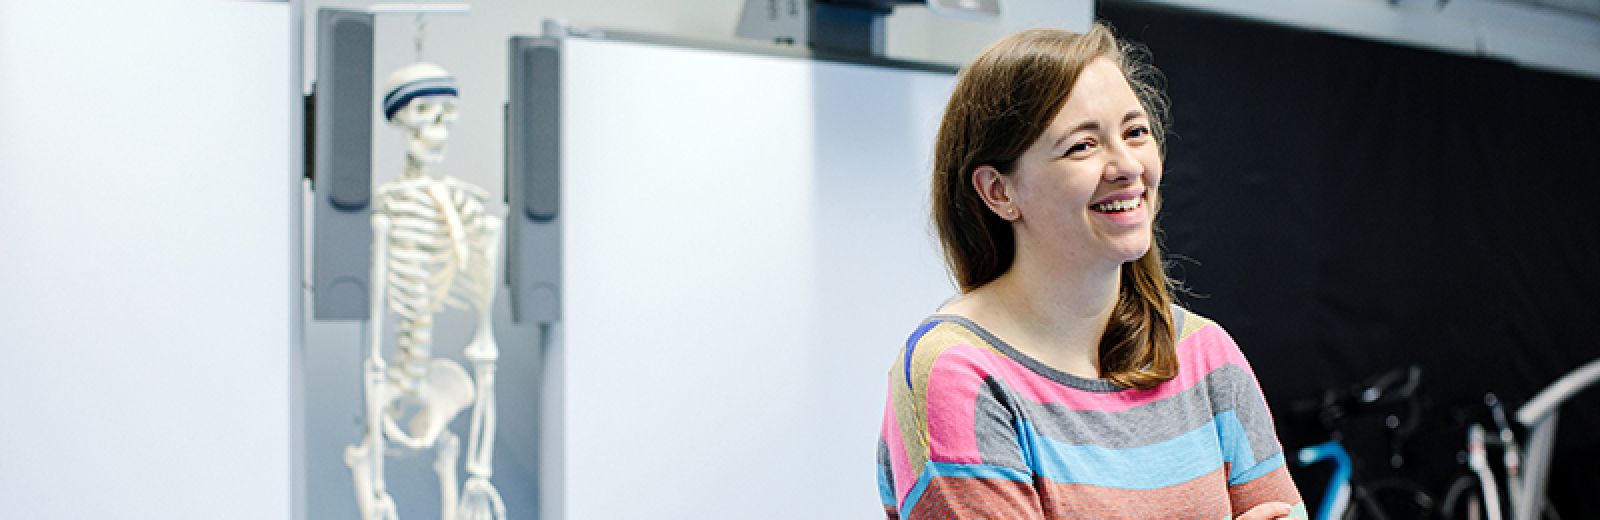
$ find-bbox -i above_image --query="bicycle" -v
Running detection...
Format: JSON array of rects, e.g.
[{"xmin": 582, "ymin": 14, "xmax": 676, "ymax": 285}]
[
  {"xmin": 1438, "ymin": 357, "xmax": 1600, "ymax": 520},
  {"xmin": 1294, "ymin": 366, "xmax": 1435, "ymax": 520}
]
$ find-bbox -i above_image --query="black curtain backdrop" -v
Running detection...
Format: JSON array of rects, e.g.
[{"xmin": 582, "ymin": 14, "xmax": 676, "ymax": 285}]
[{"xmin": 1097, "ymin": 4, "xmax": 1600, "ymax": 518}]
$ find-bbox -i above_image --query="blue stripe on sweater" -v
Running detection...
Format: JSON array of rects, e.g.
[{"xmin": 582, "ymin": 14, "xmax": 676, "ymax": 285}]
[
  {"xmin": 1213, "ymin": 407, "xmax": 1283, "ymax": 485},
  {"xmin": 902, "ymin": 320, "xmax": 941, "ymax": 391},
  {"xmin": 1231, "ymin": 452, "xmax": 1287, "ymax": 485},
  {"xmin": 1020, "ymin": 409, "xmax": 1260, "ymax": 490},
  {"xmin": 896, "ymin": 412, "xmax": 1282, "ymax": 513},
  {"xmin": 901, "ymin": 461, "xmax": 1032, "ymax": 512}
]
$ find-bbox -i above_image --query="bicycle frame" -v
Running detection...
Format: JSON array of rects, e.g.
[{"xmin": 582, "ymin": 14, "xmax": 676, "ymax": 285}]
[
  {"xmin": 1507, "ymin": 357, "xmax": 1600, "ymax": 520},
  {"xmin": 1298, "ymin": 440, "xmax": 1353, "ymax": 520}
]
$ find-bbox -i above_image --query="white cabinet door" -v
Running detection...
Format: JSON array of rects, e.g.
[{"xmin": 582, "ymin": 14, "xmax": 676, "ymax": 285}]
[{"xmin": 0, "ymin": 1, "xmax": 292, "ymax": 518}]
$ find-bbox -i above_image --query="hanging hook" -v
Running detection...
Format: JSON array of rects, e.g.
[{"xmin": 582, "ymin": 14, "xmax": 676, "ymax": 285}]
[
  {"xmin": 414, "ymin": 16, "xmax": 426, "ymax": 61},
  {"xmin": 362, "ymin": 1, "xmax": 471, "ymax": 60},
  {"xmin": 413, "ymin": 0, "xmax": 426, "ymax": 61}
]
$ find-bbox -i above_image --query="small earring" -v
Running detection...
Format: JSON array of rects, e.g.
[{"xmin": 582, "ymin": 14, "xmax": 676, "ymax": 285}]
[{"xmin": 1007, "ymin": 207, "xmax": 1016, "ymax": 218}]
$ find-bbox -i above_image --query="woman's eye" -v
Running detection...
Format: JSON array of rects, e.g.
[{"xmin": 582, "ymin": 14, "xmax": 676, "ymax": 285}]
[
  {"xmin": 1125, "ymin": 126, "xmax": 1150, "ymax": 139},
  {"xmin": 1064, "ymin": 140, "xmax": 1093, "ymax": 156}
]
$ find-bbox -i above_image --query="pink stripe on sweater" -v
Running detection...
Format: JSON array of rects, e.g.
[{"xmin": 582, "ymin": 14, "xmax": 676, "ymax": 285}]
[
  {"xmin": 924, "ymin": 344, "xmax": 993, "ymax": 465},
  {"xmin": 983, "ymin": 323, "xmax": 1252, "ymax": 412},
  {"xmin": 919, "ymin": 323, "xmax": 1256, "ymax": 464},
  {"xmin": 883, "ymin": 389, "xmax": 916, "ymax": 505}
]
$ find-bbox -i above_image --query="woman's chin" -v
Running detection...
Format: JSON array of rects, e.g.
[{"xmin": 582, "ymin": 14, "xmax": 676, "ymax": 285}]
[{"xmin": 1110, "ymin": 240, "xmax": 1152, "ymax": 265}]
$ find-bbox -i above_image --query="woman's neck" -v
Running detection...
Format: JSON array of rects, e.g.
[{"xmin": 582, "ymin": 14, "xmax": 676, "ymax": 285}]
[{"xmin": 963, "ymin": 245, "xmax": 1122, "ymax": 377}]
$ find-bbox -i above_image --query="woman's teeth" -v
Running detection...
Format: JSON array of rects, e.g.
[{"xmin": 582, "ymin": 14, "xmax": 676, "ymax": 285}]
[{"xmin": 1091, "ymin": 197, "xmax": 1141, "ymax": 213}]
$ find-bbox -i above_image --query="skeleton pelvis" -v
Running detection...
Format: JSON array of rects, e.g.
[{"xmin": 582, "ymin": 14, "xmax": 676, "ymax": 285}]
[{"xmin": 386, "ymin": 359, "xmax": 475, "ymax": 446}]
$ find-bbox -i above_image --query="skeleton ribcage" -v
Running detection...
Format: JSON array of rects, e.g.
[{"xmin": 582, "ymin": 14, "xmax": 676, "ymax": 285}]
[{"xmin": 376, "ymin": 176, "xmax": 498, "ymax": 391}]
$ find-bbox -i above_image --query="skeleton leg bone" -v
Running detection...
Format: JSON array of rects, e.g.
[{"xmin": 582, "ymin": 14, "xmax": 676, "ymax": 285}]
[{"xmin": 345, "ymin": 432, "xmax": 397, "ymax": 520}]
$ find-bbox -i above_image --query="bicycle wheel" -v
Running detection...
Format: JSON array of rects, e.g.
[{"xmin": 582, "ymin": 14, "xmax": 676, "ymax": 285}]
[
  {"xmin": 1438, "ymin": 474, "xmax": 1485, "ymax": 520},
  {"xmin": 1345, "ymin": 478, "xmax": 1434, "ymax": 520}
]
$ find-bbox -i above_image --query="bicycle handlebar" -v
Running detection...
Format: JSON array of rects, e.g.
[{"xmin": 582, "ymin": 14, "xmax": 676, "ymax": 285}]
[{"xmin": 1516, "ymin": 357, "xmax": 1600, "ymax": 427}]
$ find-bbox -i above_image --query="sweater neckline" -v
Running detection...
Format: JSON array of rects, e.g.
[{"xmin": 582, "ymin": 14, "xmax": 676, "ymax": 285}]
[{"xmin": 924, "ymin": 313, "xmax": 1129, "ymax": 393}]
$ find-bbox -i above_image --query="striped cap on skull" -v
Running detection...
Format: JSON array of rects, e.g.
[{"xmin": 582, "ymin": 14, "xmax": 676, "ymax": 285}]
[{"xmin": 383, "ymin": 62, "xmax": 459, "ymax": 121}]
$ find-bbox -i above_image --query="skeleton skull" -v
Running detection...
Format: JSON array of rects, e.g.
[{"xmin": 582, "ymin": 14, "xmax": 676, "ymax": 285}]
[{"xmin": 383, "ymin": 62, "xmax": 460, "ymax": 165}]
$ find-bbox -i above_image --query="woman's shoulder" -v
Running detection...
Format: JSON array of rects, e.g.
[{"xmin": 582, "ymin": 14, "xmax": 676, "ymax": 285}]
[
  {"xmin": 1171, "ymin": 305, "xmax": 1253, "ymax": 369},
  {"xmin": 1172, "ymin": 304, "xmax": 1225, "ymax": 341},
  {"xmin": 887, "ymin": 314, "xmax": 1015, "ymax": 394},
  {"xmin": 897, "ymin": 315, "xmax": 1003, "ymax": 366},
  {"xmin": 908, "ymin": 292, "xmax": 1016, "ymax": 363}
]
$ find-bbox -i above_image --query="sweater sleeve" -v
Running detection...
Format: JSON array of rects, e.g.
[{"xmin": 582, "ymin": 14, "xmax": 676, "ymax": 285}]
[
  {"xmin": 1205, "ymin": 323, "xmax": 1308, "ymax": 520},
  {"xmin": 879, "ymin": 328, "xmax": 1044, "ymax": 519}
]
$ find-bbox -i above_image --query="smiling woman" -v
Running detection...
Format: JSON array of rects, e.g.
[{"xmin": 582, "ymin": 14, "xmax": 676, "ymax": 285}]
[
  {"xmin": 932, "ymin": 25, "xmax": 1173, "ymax": 391},
  {"xmin": 877, "ymin": 24, "xmax": 1308, "ymax": 519}
]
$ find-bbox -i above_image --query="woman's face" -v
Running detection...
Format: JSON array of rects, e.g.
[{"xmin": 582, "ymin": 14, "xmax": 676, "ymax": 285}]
[{"xmin": 1008, "ymin": 56, "xmax": 1162, "ymax": 267}]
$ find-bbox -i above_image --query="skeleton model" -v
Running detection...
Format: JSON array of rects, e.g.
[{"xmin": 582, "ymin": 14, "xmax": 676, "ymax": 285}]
[{"xmin": 346, "ymin": 63, "xmax": 506, "ymax": 520}]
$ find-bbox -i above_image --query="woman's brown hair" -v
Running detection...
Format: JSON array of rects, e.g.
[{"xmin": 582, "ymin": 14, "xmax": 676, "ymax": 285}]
[{"xmin": 931, "ymin": 23, "xmax": 1176, "ymax": 390}]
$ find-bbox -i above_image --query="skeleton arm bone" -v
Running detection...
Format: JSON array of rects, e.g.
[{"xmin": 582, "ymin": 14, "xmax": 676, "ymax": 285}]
[
  {"xmin": 463, "ymin": 218, "xmax": 501, "ymax": 470},
  {"xmin": 457, "ymin": 217, "xmax": 505, "ymax": 520},
  {"xmin": 344, "ymin": 211, "xmax": 398, "ymax": 520},
  {"xmin": 463, "ymin": 361, "xmax": 498, "ymax": 476},
  {"xmin": 367, "ymin": 211, "xmax": 393, "ymax": 368}
]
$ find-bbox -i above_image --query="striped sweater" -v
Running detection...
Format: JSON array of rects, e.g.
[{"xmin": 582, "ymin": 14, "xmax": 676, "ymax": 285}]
[{"xmin": 877, "ymin": 308, "xmax": 1306, "ymax": 519}]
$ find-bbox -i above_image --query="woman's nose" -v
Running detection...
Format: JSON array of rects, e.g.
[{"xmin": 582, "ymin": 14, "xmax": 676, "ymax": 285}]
[{"xmin": 1102, "ymin": 143, "xmax": 1141, "ymax": 183}]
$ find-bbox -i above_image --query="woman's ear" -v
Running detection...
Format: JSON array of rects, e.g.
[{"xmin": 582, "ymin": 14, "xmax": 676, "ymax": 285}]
[{"xmin": 971, "ymin": 165, "xmax": 1019, "ymax": 221}]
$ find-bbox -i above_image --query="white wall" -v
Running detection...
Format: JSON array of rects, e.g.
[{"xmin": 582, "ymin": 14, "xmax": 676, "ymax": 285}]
[
  {"xmin": 555, "ymin": 36, "xmax": 958, "ymax": 519},
  {"xmin": 0, "ymin": 0, "xmax": 292, "ymax": 517}
]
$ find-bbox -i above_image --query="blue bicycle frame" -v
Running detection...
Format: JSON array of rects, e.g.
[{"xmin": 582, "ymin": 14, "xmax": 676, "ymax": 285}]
[{"xmin": 1299, "ymin": 440, "xmax": 1353, "ymax": 520}]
